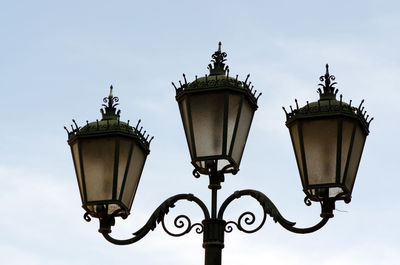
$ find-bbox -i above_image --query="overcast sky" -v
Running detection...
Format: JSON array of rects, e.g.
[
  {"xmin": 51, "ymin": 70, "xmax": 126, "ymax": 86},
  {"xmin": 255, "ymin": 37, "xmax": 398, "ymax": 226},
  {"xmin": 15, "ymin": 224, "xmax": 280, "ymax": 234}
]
[{"xmin": 0, "ymin": 1, "xmax": 399, "ymax": 265}]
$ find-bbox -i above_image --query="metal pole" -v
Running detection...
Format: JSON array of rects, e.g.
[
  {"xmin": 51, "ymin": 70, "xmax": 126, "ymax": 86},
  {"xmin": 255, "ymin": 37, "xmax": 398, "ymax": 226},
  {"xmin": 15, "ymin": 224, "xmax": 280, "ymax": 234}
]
[{"xmin": 203, "ymin": 219, "xmax": 225, "ymax": 265}]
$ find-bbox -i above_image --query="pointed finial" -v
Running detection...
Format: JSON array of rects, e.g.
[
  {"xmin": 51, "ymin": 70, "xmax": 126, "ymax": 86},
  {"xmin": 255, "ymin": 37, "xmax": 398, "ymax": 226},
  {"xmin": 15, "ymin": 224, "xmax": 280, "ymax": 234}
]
[
  {"xmin": 209, "ymin": 42, "xmax": 228, "ymax": 76},
  {"xmin": 318, "ymin": 63, "xmax": 338, "ymax": 100},
  {"xmin": 101, "ymin": 85, "xmax": 120, "ymax": 120},
  {"xmin": 109, "ymin": 85, "xmax": 113, "ymax": 98}
]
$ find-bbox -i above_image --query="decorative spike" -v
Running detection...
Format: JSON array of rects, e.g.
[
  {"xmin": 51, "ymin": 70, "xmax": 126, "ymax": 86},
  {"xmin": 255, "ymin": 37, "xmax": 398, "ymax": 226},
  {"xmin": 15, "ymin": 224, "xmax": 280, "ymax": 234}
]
[
  {"xmin": 179, "ymin": 80, "xmax": 183, "ymax": 87},
  {"xmin": 139, "ymin": 126, "xmax": 143, "ymax": 133},
  {"xmin": 290, "ymin": 105, "xmax": 293, "ymax": 112},
  {"xmin": 149, "ymin": 136, "xmax": 154, "ymax": 144},
  {"xmin": 226, "ymin": 69, "xmax": 229, "ymax": 79},
  {"xmin": 171, "ymin": 82, "xmax": 177, "ymax": 90},
  {"xmin": 335, "ymin": 89, "xmax": 338, "ymax": 95},
  {"xmin": 70, "ymin": 125, "xmax": 74, "ymax": 131},
  {"xmin": 295, "ymin": 99, "xmax": 299, "ymax": 109},
  {"xmin": 253, "ymin": 90, "xmax": 257, "ymax": 96},
  {"xmin": 127, "ymin": 120, "xmax": 130, "ymax": 126},
  {"xmin": 307, "ymin": 101, "xmax": 310, "ymax": 110},
  {"xmin": 368, "ymin": 117, "xmax": 374, "ymax": 125},
  {"xmin": 244, "ymin": 74, "xmax": 250, "ymax": 84},
  {"xmin": 86, "ymin": 120, "xmax": 89, "ymax": 126},
  {"xmin": 72, "ymin": 119, "xmax": 78, "ymax": 129},
  {"xmin": 96, "ymin": 119, "xmax": 99, "ymax": 129},
  {"xmin": 183, "ymin": 74, "xmax": 187, "ymax": 85},
  {"xmin": 366, "ymin": 115, "xmax": 369, "ymax": 120},
  {"xmin": 205, "ymin": 74, "xmax": 208, "ymax": 82},
  {"xmin": 282, "ymin": 106, "xmax": 288, "ymax": 115},
  {"xmin": 340, "ymin": 94, "xmax": 343, "ymax": 105},
  {"xmin": 358, "ymin": 99, "xmax": 365, "ymax": 110},
  {"xmin": 250, "ymin": 85, "xmax": 254, "ymax": 91},
  {"xmin": 64, "ymin": 126, "xmax": 70, "ymax": 133},
  {"xmin": 195, "ymin": 75, "xmax": 198, "ymax": 81},
  {"xmin": 349, "ymin": 100, "xmax": 352, "ymax": 108},
  {"xmin": 248, "ymin": 81, "xmax": 252, "ymax": 88},
  {"xmin": 256, "ymin": 92, "xmax": 262, "ymax": 100},
  {"xmin": 109, "ymin": 85, "xmax": 113, "ymax": 98},
  {"xmin": 135, "ymin": 119, "xmax": 141, "ymax": 129}
]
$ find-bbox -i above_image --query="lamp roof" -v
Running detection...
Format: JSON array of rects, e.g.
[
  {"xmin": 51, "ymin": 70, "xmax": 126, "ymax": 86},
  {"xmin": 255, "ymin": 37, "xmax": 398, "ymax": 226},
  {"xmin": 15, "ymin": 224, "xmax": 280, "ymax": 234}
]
[
  {"xmin": 283, "ymin": 64, "xmax": 373, "ymax": 135},
  {"xmin": 65, "ymin": 86, "xmax": 153, "ymax": 152},
  {"xmin": 173, "ymin": 42, "xmax": 262, "ymax": 109}
]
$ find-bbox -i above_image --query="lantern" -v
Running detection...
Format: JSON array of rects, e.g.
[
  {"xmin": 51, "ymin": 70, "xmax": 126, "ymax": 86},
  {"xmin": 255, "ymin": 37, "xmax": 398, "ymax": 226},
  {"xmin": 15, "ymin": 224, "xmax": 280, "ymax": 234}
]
[
  {"xmin": 175, "ymin": 43, "xmax": 261, "ymax": 176},
  {"xmin": 284, "ymin": 65, "xmax": 372, "ymax": 204},
  {"xmin": 66, "ymin": 86, "xmax": 152, "ymax": 220}
]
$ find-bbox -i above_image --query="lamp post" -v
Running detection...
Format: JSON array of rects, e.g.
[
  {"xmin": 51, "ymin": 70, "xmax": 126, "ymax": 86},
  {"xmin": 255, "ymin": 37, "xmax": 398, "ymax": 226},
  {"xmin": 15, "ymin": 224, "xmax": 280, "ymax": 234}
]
[{"xmin": 66, "ymin": 43, "xmax": 372, "ymax": 265}]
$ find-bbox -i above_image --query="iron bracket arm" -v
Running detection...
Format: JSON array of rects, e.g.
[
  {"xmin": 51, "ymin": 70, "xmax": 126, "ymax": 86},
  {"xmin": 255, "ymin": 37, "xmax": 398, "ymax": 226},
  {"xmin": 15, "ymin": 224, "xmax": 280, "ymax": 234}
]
[
  {"xmin": 97, "ymin": 193, "xmax": 210, "ymax": 245},
  {"xmin": 218, "ymin": 189, "xmax": 331, "ymax": 234}
]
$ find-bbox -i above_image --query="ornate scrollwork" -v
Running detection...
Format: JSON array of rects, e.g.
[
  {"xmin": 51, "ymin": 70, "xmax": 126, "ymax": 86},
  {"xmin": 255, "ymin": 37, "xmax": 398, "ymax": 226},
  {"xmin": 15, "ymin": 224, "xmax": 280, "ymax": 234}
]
[
  {"xmin": 219, "ymin": 189, "xmax": 330, "ymax": 234},
  {"xmin": 318, "ymin": 64, "xmax": 338, "ymax": 96},
  {"xmin": 83, "ymin": 212, "xmax": 92, "ymax": 222},
  {"xmin": 192, "ymin": 169, "xmax": 201, "ymax": 178},
  {"xmin": 100, "ymin": 85, "xmax": 120, "ymax": 118},
  {"xmin": 101, "ymin": 193, "xmax": 210, "ymax": 245},
  {"xmin": 161, "ymin": 214, "xmax": 204, "ymax": 237},
  {"xmin": 225, "ymin": 210, "xmax": 267, "ymax": 234},
  {"xmin": 304, "ymin": 196, "xmax": 312, "ymax": 206}
]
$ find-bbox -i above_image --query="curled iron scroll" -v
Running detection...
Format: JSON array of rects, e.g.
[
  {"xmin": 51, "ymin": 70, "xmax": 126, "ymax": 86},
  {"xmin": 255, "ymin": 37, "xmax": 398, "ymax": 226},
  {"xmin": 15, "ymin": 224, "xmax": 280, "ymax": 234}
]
[
  {"xmin": 161, "ymin": 214, "xmax": 203, "ymax": 237},
  {"xmin": 219, "ymin": 189, "xmax": 330, "ymax": 234},
  {"xmin": 101, "ymin": 193, "xmax": 210, "ymax": 245}
]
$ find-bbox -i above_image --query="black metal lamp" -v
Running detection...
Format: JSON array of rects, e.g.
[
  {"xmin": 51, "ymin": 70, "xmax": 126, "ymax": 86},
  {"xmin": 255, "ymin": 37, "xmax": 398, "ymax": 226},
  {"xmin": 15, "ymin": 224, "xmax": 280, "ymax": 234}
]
[
  {"xmin": 284, "ymin": 64, "xmax": 373, "ymax": 216},
  {"xmin": 66, "ymin": 44, "xmax": 373, "ymax": 265},
  {"xmin": 174, "ymin": 42, "xmax": 261, "ymax": 176},
  {"xmin": 65, "ymin": 86, "xmax": 153, "ymax": 231}
]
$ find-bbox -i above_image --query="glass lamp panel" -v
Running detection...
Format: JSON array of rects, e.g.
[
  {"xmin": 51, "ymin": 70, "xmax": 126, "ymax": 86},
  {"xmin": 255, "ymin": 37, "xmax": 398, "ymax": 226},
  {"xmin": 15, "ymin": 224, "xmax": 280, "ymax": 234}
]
[
  {"xmin": 329, "ymin": 187, "xmax": 344, "ymax": 198},
  {"xmin": 87, "ymin": 204, "xmax": 123, "ymax": 215},
  {"xmin": 345, "ymin": 124, "xmax": 366, "ymax": 193},
  {"xmin": 231, "ymin": 99, "xmax": 254, "ymax": 164},
  {"xmin": 289, "ymin": 122, "xmax": 305, "ymax": 185},
  {"xmin": 302, "ymin": 118, "xmax": 338, "ymax": 185},
  {"xmin": 217, "ymin": 159, "xmax": 231, "ymax": 171},
  {"xmin": 107, "ymin": 204, "xmax": 122, "ymax": 215},
  {"xmin": 71, "ymin": 141, "xmax": 84, "ymax": 201},
  {"xmin": 226, "ymin": 94, "xmax": 241, "ymax": 154},
  {"xmin": 308, "ymin": 187, "xmax": 344, "ymax": 199},
  {"xmin": 195, "ymin": 161, "xmax": 206, "ymax": 169},
  {"xmin": 178, "ymin": 98, "xmax": 194, "ymax": 158},
  {"xmin": 190, "ymin": 93, "xmax": 225, "ymax": 157},
  {"xmin": 81, "ymin": 137, "xmax": 116, "ymax": 202},
  {"xmin": 122, "ymin": 143, "xmax": 146, "ymax": 210},
  {"xmin": 117, "ymin": 138, "xmax": 134, "ymax": 199},
  {"xmin": 340, "ymin": 119, "xmax": 354, "ymax": 182}
]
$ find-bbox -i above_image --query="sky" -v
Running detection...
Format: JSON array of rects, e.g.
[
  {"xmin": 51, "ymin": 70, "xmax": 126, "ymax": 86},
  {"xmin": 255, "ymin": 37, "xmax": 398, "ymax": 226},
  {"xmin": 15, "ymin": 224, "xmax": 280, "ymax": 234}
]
[{"xmin": 0, "ymin": 0, "xmax": 399, "ymax": 264}]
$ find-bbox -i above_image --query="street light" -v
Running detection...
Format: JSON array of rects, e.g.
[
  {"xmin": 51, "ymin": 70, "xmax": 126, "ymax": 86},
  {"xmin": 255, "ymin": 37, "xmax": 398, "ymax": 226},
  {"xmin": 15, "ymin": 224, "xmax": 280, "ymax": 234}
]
[
  {"xmin": 65, "ymin": 87, "xmax": 153, "ymax": 232},
  {"xmin": 66, "ymin": 43, "xmax": 372, "ymax": 265}
]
